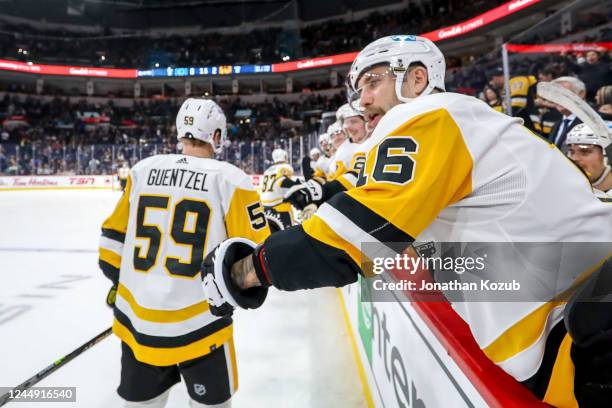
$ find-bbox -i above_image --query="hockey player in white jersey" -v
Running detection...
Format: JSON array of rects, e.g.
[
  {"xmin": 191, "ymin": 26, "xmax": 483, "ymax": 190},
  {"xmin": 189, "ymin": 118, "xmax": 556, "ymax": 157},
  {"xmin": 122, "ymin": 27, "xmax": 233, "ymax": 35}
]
[
  {"xmin": 328, "ymin": 102, "xmax": 368, "ymax": 180},
  {"xmin": 99, "ymin": 98, "xmax": 270, "ymax": 408},
  {"xmin": 313, "ymin": 132, "xmax": 333, "ymax": 179},
  {"xmin": 260, "ymin": 148, "xmax": 298, "ymax": 231},
  {"xmin": 566, "ymin": 122, "xmax": 612, "ymax": 201},
  {"xmin": 202, "ymin": 35, "xmax": 612, "ymax": 407}
]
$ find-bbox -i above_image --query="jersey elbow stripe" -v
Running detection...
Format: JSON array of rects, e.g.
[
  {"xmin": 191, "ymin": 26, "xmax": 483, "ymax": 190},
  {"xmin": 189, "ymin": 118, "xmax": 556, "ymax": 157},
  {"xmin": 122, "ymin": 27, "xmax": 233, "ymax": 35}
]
[
  {"xmin": 117, "ymin": 283, "xmax": 210, "ymax": 323},
  {"xmin": 336, "ymin": 173, "xmax": 356, "ymax": 190},
  {"xmin": 302, "ymin": 214, "xmax": 363, "ymax": 266},
  {"xmin": 99, "ymin": 260, "xmax": 119, "ymax": 281},
  {"xmin": 99, "ymin": 247, "xmax": 122, "ymax": 269},
  {"xmin": 99, "ymin": 236, "xmax": 124, "ymax": 255},
  {"xmin": 101, "ymin": 228, "xmax": 126, "ymax": 243},
  {"xmin": 327, "ymin": 193, "xmax": 414, "ymax": 244},
  {"xmin": 313, "ymin": 204, "xmax": 399, "ymax": 266}
]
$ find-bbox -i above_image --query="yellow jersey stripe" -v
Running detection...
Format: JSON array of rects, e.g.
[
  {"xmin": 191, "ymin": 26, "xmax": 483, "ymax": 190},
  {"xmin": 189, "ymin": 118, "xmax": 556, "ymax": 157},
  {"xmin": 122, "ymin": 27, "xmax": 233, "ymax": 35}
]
[
  {"xmin": 542, "ymin": 333, "xmax": 578, "ymax": 408},
  {"xmin": 117, "ymin": 283, "xmax": 210, "ymax": 323},
  {"xmin": 113, "ymin": 318, "xmax": 232, "ymax": 366},
  {"xmin": 336, "ymin": 174, "xmax": 355, "ymax": 191},
  {"xmin": 302, "ymin": 214, "xmax": 363, "ymax": 269},
  {"xmin": 99, "ymin": 247, "xmax": 122, "ymax": 269}
]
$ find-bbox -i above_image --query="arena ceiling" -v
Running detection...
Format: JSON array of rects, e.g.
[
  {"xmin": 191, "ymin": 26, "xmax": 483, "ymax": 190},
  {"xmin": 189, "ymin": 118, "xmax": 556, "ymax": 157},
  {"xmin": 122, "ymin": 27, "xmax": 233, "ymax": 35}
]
[{"xmin": 0, "ymin": 0, "xmax": 402, "ymax": 29}]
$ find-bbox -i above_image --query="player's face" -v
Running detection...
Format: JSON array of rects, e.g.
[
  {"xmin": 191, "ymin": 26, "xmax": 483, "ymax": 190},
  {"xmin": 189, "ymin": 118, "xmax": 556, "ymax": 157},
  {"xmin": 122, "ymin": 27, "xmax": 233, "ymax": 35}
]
[
  {"xmin": 358, "ymin": 65, "xmax": 428, "ymax": 133},
  {"xmin": 343, "ymin": 116, "xmax": 367, "ymax": 143},
  {"xmin": 568, "ymin": 144, "xmax": 605, "ymax": 182},
  {"xmin": 331, "ymin": 131, "xmax": 346, "ymax": 149},
  {"xmin": 358, "ymin": 66, "xmax": 398, "ymax": 133}
]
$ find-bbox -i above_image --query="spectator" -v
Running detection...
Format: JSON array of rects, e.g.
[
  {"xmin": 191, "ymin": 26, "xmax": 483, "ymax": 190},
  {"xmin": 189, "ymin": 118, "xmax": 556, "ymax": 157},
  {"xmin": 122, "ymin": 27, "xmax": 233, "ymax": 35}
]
[
  {"xmin": 595, "ymin": 85, "xmax": 612, "ymax": 120},
  {"xmin": 564, "ymin": 50, "xmax": 612, "ymax": 100},
  {"xmin": 547, "ymin": 76, "xmax": 586, "ymax": 151},
  {"xmin": 482, "ymin": 86, "xmax": 503, "ymax": 112}
]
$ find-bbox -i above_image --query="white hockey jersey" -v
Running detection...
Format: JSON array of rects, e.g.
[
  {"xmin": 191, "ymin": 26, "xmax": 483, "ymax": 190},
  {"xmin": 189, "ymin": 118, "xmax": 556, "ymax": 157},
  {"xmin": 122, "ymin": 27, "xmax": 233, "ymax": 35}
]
[
  {"xmin": 99, "ymin": 154, "xmax": 270, "ymax": 365},
  {"xmin": 313, "ymin": 155, "xmax": 333, "ymax": 179},
  {"xmin": 302, "ymin": 92, "xmax": 612, "ymax": 389},
  {"xmin": 260, "ymin": 162, "xmax": 294, "ymax": 208}
]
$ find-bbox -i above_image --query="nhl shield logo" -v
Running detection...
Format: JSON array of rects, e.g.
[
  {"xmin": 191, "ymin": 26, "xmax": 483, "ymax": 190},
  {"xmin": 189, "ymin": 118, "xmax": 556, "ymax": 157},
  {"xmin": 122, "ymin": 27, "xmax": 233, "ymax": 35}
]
[{"xmin": 194, "ymin": 383, "xmax": 206, "ymax": 396}]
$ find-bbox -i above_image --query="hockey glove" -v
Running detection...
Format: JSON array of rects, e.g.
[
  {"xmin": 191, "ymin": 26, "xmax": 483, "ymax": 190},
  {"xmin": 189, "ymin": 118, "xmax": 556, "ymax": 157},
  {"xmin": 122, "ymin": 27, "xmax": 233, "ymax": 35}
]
[
  {"xmin": 283, "ymin": 178, "xmax": 325, "ymax": 210},
  {"xmin": 106, "ymin": 285, "xmax": 117, "ymax": 308},
  {"xmin": 201, "ymin": 238, "xmax": 269, "ymax": 317}
]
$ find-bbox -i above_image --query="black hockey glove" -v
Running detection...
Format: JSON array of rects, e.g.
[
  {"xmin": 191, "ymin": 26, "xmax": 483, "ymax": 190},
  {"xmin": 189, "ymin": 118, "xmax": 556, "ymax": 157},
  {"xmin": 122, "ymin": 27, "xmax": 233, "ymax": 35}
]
[
  {"xmin": 283, "ymin": 178, "xmax": 325, "ymax": 210},
  {"xmin": 201, "ymin": 238, "xmax": 269, "ymax": 317}
]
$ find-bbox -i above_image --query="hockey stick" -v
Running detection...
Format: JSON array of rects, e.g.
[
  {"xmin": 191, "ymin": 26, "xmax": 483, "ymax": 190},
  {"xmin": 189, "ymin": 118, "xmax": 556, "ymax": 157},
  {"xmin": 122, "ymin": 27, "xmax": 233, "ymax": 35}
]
[
  {"xmin": 537, "ymin": 82, "xmax": 612, "ymax": 152},
  {"xmin": 0, "ymin": 327, "xmax": 112, "ymax": 406}
]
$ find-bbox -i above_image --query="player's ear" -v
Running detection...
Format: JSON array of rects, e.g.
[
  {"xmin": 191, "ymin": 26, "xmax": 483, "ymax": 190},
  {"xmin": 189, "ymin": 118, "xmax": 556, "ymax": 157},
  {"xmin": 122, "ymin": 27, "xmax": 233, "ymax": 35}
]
[
  {"xmin": 213, "ymin": 129, "xmax": 221, "ymax": 146},
  {"xmin": 413, "ymin": 66, "xmax": 428, "ymax": 87}
]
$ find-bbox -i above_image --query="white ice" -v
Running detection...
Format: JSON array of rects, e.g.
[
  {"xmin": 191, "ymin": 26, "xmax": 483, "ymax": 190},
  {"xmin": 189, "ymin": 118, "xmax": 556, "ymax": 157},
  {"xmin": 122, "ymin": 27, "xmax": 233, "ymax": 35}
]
[{"xmin": 0, "ymin": 190, "xmax": 366, "ymax": 407}]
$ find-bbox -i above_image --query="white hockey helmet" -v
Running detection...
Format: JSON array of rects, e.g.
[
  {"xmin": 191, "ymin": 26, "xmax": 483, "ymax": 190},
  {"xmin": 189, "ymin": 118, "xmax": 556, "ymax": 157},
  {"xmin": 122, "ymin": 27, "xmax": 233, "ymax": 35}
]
[
  {"xmin": 272, "ymin": 148, "xmax": 288, "ymax": 163},
  {"xmin": 327, "ymin": 121, "xmax": 343, "ymax": 136},
  {"xmin": 566, "ymin": 122, "xmax": 611, "ymax": 152},
  {"xmin": 336, "ymin": 103, "xmax": 363, "ymax": 123},
  {"xmin": 347, "ymin": 35, "xmax": 446, "ymax": 106},
  {"xmin": 309, "ymin": 147, "xmax": 321, "ymax": 158},
  {"xmin": 176, "ymin": 98, "xmax": 227, "ymax": 153}
]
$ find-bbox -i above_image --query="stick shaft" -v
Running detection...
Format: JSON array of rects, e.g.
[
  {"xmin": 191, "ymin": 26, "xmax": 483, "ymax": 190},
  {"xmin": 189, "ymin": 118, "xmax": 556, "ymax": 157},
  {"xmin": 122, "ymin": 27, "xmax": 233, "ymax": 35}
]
[{"xmin": 0, "ymin": 327, "xmax": 112, "ymax": 406}]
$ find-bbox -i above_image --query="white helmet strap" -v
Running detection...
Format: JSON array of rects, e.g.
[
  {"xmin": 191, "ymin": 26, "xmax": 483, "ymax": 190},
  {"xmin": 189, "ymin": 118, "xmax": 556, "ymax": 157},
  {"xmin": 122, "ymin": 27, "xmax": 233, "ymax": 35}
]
[{"xmin": 593, "ymin": 164, "xmax": 611, "ymax": 188}]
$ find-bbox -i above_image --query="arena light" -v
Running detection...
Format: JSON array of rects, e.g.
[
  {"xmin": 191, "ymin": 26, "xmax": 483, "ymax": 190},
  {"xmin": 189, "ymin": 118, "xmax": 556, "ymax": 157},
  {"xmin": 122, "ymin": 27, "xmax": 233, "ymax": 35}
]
[
  {"xmin": 506, "ymin": 42, "xmax": 612, "ymax": 53},
  {"xmin": 421, "ymin": 0, "xmax": 543, "ymax": 42}
]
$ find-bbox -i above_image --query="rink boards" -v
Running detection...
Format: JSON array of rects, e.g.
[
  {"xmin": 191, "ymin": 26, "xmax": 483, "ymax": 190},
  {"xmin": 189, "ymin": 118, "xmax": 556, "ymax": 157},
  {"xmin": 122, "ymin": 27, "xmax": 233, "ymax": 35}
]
[{"xmin": 339, "ymin": 277, "xmax": 551, "ymax": 408}]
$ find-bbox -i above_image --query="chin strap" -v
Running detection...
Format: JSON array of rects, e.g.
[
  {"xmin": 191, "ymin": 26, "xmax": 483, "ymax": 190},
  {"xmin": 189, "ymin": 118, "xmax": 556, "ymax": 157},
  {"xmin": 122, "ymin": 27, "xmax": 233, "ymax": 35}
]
[{"xmin": 592, "ymin": 163, "xmax": 611, "ymax": 188}]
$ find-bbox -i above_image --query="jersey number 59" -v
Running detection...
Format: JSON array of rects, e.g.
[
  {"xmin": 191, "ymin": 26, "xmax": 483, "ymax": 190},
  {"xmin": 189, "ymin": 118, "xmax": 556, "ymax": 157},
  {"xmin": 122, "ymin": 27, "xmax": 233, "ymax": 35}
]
[{"xmin": 133, "ymin": 195, "xmax": 211, "ymax": 278}]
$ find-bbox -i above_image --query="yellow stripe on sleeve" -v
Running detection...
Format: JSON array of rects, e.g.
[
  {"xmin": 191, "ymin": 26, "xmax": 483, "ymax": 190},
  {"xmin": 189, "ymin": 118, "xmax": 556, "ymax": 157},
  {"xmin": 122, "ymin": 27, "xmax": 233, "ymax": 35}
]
[
  {"xmin": 302, "ymin": 214, "xmax": 363, "ymax": 268},
  {"xmin": 99, "ymin": 248, "xmax": 122, "ymax": 269}
]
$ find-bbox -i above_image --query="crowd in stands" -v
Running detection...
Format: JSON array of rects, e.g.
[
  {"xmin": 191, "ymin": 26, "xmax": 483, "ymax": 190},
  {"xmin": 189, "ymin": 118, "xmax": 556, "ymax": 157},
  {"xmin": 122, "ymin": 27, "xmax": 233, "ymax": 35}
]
[
  {"xmin": 0, "ymin": 0, "xmax": 610, "ymax": 177},
  {"xmin": 0, "ymin": 0, "xmax": 510, "ymax": 69},
  {"xmin": 0, "ymin": 92, "xmax": 341, "ymax": 176}
]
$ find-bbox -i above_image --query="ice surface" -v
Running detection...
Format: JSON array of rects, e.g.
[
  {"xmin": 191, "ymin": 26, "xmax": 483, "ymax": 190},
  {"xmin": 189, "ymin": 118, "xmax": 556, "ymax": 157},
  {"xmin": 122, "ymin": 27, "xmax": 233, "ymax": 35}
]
[{"xmin": 0, "ymin": 190, "xmax": 365, "ymax": 407}]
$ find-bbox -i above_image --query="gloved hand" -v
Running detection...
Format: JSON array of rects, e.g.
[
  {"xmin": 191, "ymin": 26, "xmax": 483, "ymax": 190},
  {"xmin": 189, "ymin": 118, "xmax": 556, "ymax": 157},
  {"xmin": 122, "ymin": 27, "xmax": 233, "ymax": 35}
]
[
  {"xmin": 297, "ymin": 203, "xmax": 318, "ymax": 221},
  {"xmin": 201, "ymin": 238, "xmax": 269, "ymax": 317},
  {"xmin": 106, "ymin": 285, "xmax": 117, "ymax": 308},
  {"xmin": 283, "ymin": 178, "xmax": 325, "ymax": 210}
]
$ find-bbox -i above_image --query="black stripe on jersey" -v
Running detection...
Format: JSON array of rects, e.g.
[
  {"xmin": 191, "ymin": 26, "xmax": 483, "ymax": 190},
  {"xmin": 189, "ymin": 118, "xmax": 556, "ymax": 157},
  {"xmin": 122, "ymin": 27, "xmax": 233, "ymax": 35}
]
[
  {"xmin": 265, "ymin": 225, "xmax": 360, "ymax": 290},
  {"xmin": 102, "ymin": 228, "xmax": 126, "ymax": 243},
  {"xmin": 99, "ymin": 260, "xmax": 119, "ymax": 286},
  {"xmin": 599, "ymin": 197, "xmax": 612, "ymax": 203},
  {"xmin": 327, "ymin": 192, "xmax": 414, "ymax": 244},
  {"xmin": 323, "ymin": 178, "xmax": 348, "ymax": 198},
  {"xmin": 113, "ymin": 308, "xmax": 232, "ymax": 348}
]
